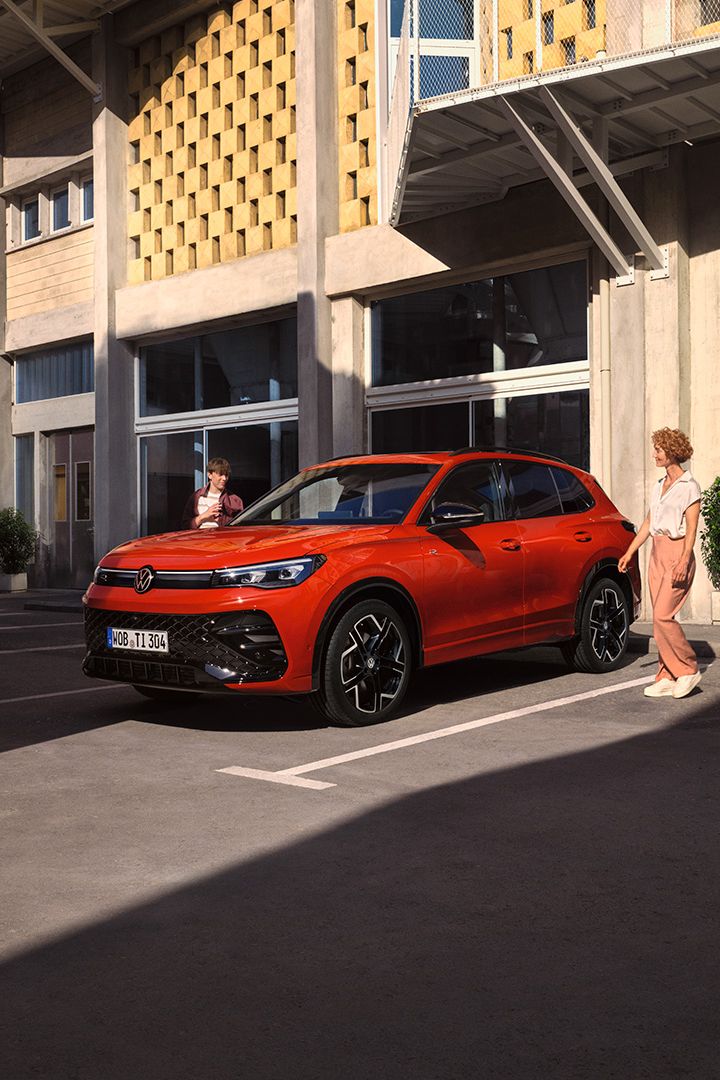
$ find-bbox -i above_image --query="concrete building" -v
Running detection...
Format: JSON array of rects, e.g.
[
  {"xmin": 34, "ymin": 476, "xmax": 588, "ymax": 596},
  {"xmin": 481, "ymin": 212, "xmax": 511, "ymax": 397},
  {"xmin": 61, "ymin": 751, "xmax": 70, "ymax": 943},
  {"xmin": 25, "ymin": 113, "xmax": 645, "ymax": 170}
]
[{"xmin": 1, "ymin": 0, "xmax": 719, "ymax": 623}]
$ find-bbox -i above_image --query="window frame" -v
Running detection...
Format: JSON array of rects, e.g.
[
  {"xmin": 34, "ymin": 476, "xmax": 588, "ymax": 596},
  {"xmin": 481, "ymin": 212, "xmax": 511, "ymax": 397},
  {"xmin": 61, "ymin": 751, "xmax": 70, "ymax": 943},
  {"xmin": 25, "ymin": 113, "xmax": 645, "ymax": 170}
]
[
  {"xmin": 81, "ymin": 176, "xmax": 95, "ymax": 223},
  {"xmin": 51, "ymin": 184, "xmax": 71, "ymax": 233},
  {"xmin": 366, "ymin": 253, "xmax": 591, "ymax": 466},
  {"xmin": 22, "ymin": 197, "xmax": 41, "ymax": 242},
  {"xmin": 74, "ymin": 460, "xmax": 93, "ymax": 522}
]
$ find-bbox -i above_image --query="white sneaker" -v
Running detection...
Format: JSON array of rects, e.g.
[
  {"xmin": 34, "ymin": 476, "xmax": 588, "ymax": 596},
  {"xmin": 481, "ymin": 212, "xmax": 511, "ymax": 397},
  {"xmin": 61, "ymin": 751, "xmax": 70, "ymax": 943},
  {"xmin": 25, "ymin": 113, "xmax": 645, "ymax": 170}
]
[
  {"xmin": 671, "ymin": 672, "xmax": 702, "ymax": 699},
  {"xmin": 644, "ymin": 679, "xmax": 675, "ymax": 698}
]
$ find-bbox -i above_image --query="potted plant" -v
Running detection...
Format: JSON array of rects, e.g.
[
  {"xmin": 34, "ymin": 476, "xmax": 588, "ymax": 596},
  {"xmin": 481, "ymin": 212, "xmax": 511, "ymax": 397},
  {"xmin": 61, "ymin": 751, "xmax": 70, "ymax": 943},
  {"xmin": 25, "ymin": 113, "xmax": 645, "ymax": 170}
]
[
  {"xmin": 0, "ymin": 508, "xmax": 37, "ymax": 592},
  {"xmin": 700, "ymin": 477, "xmax": 720, "ymax": 624}
]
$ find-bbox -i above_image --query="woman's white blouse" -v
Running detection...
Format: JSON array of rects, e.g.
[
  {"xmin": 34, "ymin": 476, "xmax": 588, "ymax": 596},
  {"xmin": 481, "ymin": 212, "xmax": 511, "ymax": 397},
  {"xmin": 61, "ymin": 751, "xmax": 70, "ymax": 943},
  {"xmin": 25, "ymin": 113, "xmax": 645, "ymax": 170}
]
[{"xmin": 649, "ymin": 471, "xmax": 702, "ymax": 538}]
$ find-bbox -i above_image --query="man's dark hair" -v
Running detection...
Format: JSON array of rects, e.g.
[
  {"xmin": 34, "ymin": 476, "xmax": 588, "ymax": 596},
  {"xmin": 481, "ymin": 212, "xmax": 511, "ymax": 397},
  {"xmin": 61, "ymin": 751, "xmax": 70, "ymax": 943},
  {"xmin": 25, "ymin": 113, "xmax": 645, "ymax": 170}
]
[{"xmin": 207, "ymin": 457, "xmax": 231, "ymax": 478}]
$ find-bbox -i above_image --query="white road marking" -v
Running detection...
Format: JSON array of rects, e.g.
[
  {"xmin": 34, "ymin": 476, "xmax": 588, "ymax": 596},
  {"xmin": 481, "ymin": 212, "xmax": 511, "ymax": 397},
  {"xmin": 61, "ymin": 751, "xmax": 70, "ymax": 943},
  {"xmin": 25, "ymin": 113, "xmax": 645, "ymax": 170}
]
[
  {"xmin": 0, "ymin": 685, "xmax": 129, "ymax": 705},
  {"xmin": 217, "ymin": 672, "xmax": 657, "ymax": 791},
  {"xmin": 1, "ymin": 644, "xmax": 86, "ymax": 655},
  {"xmin": 0, "ymin": 622, "xmax": 81, "ymax": 632},
  {"xmin": 217, "ymin": 766, "xmax": 336, "ymax": 790}
]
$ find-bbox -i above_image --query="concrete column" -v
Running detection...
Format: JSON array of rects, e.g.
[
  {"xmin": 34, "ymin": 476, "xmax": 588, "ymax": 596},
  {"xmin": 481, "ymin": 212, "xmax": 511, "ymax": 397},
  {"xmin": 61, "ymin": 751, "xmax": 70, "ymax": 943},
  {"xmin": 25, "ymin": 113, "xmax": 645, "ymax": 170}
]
[
  {"xmin": 688, "ymin": 138, "xmax": 720, "ymax": 623},
  {"xmin": 331, "ymin": 295, "xmax": 365, "ymax": 456},
  {"xmin": 92, "ymin": 15, "xmax": 137, "ymax": 557},
  {"xmin": 0, "ymin": 112, "xmax": 13, "ymax": 515},
  {"xmin": 296, "ymin": 0, "xmax": 338, "ymax": 467}
]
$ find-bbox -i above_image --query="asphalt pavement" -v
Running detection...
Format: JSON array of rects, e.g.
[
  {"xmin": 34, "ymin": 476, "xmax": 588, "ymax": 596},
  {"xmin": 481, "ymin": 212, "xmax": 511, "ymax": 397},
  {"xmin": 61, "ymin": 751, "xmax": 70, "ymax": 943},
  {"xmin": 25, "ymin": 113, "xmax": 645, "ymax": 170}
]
[{"xmin": 0, "ymin": 592, "xmax": 719, "ymax": 1080}]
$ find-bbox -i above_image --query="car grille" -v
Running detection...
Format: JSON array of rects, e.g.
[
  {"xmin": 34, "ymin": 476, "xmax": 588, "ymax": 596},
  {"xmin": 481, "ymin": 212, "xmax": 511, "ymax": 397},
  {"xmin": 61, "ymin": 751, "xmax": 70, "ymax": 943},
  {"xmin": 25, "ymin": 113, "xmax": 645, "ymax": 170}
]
[{"xmin": 84, "ymin": 607, "xmax": 288, "ymax": 685}]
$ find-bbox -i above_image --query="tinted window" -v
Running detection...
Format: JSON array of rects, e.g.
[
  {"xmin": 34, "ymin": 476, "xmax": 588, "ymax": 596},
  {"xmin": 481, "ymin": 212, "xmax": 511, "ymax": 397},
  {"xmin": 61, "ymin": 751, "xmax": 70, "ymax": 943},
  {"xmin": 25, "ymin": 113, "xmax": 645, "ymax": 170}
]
[
  {"xmin": 506, "ymin": 461, "xmax": 562, "ymax": 519},
  {"xmin": 551, "ymin": 466, "xmax": 594, "ymax": 514},
  {"xmin": 425, "ymin": 461, "xmax": 506, "ymax": 523}
]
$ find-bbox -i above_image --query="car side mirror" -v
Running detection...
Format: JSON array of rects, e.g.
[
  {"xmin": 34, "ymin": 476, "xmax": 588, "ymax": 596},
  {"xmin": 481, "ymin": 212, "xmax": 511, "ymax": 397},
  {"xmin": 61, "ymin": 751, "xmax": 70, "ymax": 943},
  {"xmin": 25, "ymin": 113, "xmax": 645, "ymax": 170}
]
[{"xmin": 426, "ymin": 503, "xmax": 486, "ymax": 531}]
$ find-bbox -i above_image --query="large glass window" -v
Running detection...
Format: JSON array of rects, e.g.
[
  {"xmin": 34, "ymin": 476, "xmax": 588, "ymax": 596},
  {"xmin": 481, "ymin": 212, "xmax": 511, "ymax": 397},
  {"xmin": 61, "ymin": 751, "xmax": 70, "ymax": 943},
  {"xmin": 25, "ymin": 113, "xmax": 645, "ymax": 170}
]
[
  {"xmin": 474, "ymin": 390, "xmax": 589, "ymax": 469},
  {"xmin": 14, "ymin": 434, "xmax": 34, "ymax": 526},
  {"xmin": 141, "ymin": 431, "xmax": 204, "ymax": 537},
  {"xmin": 15, "ymin": 341, "xmax": 94, "ymax": 403},
  {"xmin": 372, "ymin": 402, "xmax": 467, "ymax": 453},
  {"xmin": 140, "ymin": 318, "xmax": 298, "ymax": 417},
  {"xmin": 371, "ymin": 262, "xmax": 587, "ymax": 387},
  {"xmin": 140, "ymin": 423, "xmax": 298, "ymax": 536}
]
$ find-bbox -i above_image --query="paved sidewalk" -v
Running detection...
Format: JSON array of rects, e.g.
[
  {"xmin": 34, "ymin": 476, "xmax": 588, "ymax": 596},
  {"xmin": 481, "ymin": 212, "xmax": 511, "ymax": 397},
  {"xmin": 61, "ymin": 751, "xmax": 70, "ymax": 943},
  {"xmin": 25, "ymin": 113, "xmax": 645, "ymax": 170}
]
[{"xmin": 3, "ymin": 588, "xmax": 719, "ymax": 658}]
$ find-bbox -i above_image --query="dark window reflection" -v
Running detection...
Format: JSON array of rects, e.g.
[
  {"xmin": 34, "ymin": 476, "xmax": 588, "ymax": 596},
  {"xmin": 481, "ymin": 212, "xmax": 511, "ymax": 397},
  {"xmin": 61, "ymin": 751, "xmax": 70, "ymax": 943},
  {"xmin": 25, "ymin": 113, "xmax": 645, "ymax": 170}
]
[
  {"xmin": 140, "ymin": 318, "xmax": 297, "ymax": 417},
  {"xmin": 474, "ymin": 390, "xmax": 589, "ymax": 469},
  {"xmin": 207, "ymin": 422, "xmax": 298, "ymax": 509},
  {"xmin": 141, "ymin": 430, "xmax": 203, "ymax": 536},
  {"xmin": 372, "ymin": 402, "xmax": 468, "ymax": 452},
  {"xmin": 371, "ymin": 262, "xmax": 586, "ymax": 387}
]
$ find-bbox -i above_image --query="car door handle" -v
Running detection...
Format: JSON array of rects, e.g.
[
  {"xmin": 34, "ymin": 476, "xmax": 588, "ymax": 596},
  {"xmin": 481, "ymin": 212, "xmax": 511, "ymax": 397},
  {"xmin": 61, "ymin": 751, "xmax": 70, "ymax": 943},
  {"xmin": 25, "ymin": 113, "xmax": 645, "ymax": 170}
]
[
  {"xmin": 499, "ymin": 539, "xmax": 522, "ymax": 551},
  {"xmin": 574, "ymin": 531, "xmax": 592, "ymax": 543}
]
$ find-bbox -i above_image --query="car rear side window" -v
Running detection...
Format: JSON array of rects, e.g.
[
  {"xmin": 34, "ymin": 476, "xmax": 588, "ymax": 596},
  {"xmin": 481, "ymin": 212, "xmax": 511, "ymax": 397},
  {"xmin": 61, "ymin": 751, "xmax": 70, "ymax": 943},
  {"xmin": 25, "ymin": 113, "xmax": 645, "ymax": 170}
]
[
  {"xmin": 424, "ymin": 461, "xmax": 507, "ymax": 523},
  {"xmin": 550, "ymin": 466, "xmax": 595, "ymax": 513},
  {"xmin": 505, "ymin": 461, "xmax": 562, "ymax": 519}
]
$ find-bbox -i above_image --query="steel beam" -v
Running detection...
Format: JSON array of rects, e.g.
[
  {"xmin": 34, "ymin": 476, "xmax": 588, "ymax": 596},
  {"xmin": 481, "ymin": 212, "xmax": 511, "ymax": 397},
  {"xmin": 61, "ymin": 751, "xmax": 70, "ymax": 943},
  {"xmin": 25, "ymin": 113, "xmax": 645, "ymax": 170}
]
[
  {"xmin": 498, "ymin": 94, "xmax": 632, "ymax": 278},
  {"xmin": 1, "ymin": 0, "xmax": 101, "ymax": 98},
  {"xmin": 538, "ymin": 86, "xmax": 665, "ymax": 270}
]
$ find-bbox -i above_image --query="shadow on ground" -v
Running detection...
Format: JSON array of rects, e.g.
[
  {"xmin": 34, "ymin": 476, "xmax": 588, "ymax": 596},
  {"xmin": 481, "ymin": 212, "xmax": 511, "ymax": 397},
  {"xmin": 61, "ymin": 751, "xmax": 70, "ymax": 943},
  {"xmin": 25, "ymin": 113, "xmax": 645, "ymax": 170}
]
[
  {"xmin": 1, "ymin": 648, "xmax": 595, "ymax": 750},
  {"xmin": 1, "ymin": 693, "xmax": 719, "ymax": 1079}
]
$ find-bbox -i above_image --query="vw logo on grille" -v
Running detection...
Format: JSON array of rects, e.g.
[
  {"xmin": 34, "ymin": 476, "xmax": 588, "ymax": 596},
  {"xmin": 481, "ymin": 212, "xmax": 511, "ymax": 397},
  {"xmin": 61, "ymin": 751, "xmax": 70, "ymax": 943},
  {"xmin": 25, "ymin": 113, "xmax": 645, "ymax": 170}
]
[{"xmin": 134, "ymin": 565, "xmax": 156, "ymax": 594}]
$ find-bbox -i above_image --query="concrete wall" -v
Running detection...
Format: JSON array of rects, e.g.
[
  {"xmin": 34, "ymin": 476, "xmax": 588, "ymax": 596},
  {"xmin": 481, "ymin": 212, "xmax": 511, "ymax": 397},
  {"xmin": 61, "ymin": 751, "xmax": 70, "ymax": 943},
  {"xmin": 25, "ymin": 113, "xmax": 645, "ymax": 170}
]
[{"xmin": 6, "ymin": 228, "xmax": 94, "ymax": 321}]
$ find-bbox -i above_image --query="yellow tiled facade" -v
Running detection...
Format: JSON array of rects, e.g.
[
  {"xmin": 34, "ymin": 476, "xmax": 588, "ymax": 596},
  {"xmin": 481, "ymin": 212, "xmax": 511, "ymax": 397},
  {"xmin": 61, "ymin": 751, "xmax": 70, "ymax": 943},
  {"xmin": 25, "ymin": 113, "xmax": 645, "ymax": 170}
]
[
  {"xmin": 337, "ymin": 0, "xmax": 377, "ymax": 232},
  {"xmin": 127, "ymin": 0, "xmax": 297, "ymax": 284},
  {"xmin": 494, "ymin": 0, "xmax": 607, "ymax": 80}
]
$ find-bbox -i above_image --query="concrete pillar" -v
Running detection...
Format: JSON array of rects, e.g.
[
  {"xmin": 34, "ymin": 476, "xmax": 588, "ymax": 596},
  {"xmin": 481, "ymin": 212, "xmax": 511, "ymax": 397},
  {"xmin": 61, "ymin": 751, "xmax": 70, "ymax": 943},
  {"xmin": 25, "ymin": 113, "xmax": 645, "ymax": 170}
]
[
  {"xmin": 0, "ymin": 112, "xmax": 13, "ymax": 515},
  {"xmin": 331, "ymin": 295, "xmax": 365, "ymax": 456},
  {"xmin": 92, "ymin": 15, "xmax": 137, "ymax": 556},
  {"xmin": 296, "ymin": 0, "xmax": 338, "ymax": 467}
]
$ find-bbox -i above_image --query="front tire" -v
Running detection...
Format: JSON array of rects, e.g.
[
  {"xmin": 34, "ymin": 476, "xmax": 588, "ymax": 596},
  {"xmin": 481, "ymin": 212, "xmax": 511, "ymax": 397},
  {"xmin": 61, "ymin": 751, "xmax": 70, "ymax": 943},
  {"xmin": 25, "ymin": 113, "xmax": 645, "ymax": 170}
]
[
  {"xmin": 314, "ymin": 599, "xmax": 412, "ymax": 726},
  {"xmin": 561, "ymin": 577, "xmax": 630, "ymax": 674}
]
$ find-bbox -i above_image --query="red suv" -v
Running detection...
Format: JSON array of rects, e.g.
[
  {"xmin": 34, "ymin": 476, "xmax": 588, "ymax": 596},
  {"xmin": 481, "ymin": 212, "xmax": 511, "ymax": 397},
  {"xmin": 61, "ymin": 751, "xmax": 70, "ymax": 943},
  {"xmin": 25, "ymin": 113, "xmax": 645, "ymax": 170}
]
[{"xmin": 83, "ymin": 450, "xmax": 641, "ymax": 725}]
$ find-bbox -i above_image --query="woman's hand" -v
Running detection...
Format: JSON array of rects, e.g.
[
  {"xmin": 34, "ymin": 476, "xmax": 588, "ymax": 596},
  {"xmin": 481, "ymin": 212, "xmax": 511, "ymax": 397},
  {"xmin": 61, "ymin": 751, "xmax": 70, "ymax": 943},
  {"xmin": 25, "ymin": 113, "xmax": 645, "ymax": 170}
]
[
  {"xmin": 672, "ymin": 556, "xmax": 691, "ymax": 586},
  {"xmin": 618, "ymin": 550, "xmax": 632, "ymax": 574}
]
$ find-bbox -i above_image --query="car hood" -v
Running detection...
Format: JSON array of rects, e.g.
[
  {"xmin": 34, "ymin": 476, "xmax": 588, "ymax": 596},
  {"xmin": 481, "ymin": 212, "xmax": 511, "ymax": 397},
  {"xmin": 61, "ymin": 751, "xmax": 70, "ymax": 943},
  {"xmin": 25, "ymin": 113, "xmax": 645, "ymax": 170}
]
[{"xmin": 101, "ymin": 524, "xmax": 400, "ymax": 570}]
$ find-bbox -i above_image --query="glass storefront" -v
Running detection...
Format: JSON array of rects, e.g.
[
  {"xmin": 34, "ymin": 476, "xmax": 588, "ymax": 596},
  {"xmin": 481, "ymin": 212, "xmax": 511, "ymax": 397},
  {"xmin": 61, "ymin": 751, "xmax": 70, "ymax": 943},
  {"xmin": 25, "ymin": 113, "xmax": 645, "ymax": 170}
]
[
  {"xmin": 369, "ymin": 261, "xmax": 590, "ymax": 469},
  {"xmin": 137, "ymin": 317, "xmax": 299, "ymax": 536}
]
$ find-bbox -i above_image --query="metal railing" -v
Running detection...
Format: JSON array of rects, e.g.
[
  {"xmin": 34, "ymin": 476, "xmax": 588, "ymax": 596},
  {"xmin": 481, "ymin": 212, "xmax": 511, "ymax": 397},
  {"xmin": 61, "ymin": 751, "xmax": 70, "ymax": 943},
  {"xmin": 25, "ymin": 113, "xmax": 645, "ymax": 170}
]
[{"xmin": 383, "ymin": 0, "xmax": 720, "ymax": 217}]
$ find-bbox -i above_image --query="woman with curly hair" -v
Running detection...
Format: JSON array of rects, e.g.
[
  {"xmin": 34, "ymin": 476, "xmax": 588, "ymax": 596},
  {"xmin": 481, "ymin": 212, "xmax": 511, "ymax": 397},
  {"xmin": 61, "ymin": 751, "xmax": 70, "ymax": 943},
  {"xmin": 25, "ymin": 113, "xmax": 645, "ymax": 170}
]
[{"xmin": 618, "ymin": 428, "xmax": 702, "ymax": 699}]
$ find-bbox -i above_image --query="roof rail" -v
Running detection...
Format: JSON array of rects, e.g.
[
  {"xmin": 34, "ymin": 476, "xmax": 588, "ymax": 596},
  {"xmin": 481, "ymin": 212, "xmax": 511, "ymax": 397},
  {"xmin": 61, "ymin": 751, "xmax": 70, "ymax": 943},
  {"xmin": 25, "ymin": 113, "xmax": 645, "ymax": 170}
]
[{"xmin": 449, "ymin": 445, "xmax": 570, "ymax": 465}]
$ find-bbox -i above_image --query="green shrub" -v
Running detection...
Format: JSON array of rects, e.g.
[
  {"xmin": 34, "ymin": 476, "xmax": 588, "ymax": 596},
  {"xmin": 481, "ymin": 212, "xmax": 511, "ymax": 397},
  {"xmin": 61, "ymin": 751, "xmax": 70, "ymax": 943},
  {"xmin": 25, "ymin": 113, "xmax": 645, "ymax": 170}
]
[
  {"xmin": 700, "ymin": 477, "xmax": 720, "ymax": 590},
  {"xmin": 0, "ymin": 508, "xmax": 37, "ymax": 576}
]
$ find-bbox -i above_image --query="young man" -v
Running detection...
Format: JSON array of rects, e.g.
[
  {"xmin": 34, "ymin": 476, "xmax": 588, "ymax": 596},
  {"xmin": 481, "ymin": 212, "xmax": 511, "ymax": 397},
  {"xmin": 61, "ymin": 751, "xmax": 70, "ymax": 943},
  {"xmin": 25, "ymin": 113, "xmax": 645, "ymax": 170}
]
[{"xmin": 181, "ymin": 457, "xmax": 244, "ymax": 530}]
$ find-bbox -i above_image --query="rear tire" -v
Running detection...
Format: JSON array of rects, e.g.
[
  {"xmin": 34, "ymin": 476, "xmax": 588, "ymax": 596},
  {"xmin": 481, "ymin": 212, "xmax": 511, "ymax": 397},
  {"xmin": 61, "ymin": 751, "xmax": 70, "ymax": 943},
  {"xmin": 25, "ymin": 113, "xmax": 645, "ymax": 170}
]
[
  {"xmin": 314, "ymin": 599, "xmax": 412, "ymax": 726},
  {"xmin": 561, "ymin": 577, "xmax": 630, "ymax": 674}
]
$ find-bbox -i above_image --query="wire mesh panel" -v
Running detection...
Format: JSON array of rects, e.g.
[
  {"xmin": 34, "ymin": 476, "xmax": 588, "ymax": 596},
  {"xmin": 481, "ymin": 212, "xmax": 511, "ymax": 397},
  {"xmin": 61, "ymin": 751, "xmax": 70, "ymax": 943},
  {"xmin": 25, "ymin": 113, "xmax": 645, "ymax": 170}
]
[{"xmin": 393, "ymin": 0, "xmax": 720, "ymax": 104}]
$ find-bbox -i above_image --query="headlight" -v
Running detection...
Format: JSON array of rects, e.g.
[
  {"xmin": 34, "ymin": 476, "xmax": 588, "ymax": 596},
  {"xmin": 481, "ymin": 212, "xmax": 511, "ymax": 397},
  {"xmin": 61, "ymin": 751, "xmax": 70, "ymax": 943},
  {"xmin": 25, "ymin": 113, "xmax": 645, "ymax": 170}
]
[{"xmin": 210, "ymin": 554, "xmax": 326, "ymax": 589}]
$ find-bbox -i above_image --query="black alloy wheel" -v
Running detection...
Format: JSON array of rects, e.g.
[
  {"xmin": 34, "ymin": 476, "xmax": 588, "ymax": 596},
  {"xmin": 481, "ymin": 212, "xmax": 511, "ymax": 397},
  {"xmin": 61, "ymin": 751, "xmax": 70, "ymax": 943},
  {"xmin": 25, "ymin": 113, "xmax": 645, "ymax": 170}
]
[
  {"xmin": 314, "ymin": 599, "xmax": 412, "ymax": 726},
  {"xmin": 561, "ymin": 577, "xmax": 630, "ymax": 674}
]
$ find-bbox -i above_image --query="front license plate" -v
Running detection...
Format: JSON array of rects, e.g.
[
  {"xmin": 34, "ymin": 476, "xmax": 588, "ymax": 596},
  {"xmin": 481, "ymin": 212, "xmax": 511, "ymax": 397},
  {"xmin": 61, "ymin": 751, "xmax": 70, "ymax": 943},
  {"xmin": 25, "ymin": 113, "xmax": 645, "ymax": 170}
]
[{"xmin": 107, "ymin": 628, "xmax": 169, "ymax": 653}]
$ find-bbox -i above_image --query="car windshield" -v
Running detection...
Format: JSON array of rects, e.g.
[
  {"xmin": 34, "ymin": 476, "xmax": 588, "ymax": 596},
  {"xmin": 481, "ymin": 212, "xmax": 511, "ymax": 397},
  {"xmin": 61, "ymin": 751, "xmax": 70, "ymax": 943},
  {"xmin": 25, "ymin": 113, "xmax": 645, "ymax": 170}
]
[{"xmin": 231, "ymin": 463, "xmax": 440, "ymax": 526}]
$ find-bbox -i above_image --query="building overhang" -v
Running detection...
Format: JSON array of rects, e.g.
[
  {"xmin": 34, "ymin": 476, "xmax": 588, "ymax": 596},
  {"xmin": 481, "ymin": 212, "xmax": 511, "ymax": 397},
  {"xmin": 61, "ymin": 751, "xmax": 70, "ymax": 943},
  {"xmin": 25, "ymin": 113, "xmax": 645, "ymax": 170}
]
[{"xmin": 393, "ymin": 38, "xmax": 720, "ymax": 277}]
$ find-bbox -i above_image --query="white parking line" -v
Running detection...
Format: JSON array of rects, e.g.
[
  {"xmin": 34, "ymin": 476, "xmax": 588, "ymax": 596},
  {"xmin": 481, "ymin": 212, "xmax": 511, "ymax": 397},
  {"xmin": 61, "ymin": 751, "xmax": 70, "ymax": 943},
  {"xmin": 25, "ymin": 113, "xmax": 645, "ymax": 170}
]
[
  {"xmin": 0, "ymin": 643, "xmax": 86, "ymax": 655},
  {"xmin": 0, "ymin": 621, "xmax": 81, "ymax": 632},
  {"xmin": 217, "ymin": 672, "xmax": 657, "ymax": 791},
  {"xmin": 0, "ymin": 685, "xmax": 129, "ymax": 705}
]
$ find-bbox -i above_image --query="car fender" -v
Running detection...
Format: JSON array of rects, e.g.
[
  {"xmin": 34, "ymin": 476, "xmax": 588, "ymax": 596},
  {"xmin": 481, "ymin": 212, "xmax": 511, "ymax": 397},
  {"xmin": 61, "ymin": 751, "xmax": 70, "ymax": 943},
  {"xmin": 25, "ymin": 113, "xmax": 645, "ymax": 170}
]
[
  {"xmin": 573, "ymin": 556, "xmax": 636, "ymax": 634},
  {"xmin": 310, "ymin": 575, "xmax": 424, "ymax": 690}
]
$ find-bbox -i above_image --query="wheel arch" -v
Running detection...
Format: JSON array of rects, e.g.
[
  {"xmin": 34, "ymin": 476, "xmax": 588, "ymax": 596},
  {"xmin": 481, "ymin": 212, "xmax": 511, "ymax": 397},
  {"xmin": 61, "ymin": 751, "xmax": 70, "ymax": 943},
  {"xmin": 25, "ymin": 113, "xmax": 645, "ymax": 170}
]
[
  {"xmin": 311, "ymin": 578, "xmax": 424, "ymax": 690},
  {"xmin": 573, "ymin": 559, "xmax": 634, "ymax": 635}
]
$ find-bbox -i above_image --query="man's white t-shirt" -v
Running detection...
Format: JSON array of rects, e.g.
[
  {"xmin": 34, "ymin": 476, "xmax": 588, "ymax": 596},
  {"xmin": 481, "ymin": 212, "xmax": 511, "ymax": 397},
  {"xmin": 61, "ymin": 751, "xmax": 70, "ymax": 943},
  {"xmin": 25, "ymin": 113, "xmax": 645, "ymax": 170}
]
[{"xmin": 197, "ymin": 491, "xmax": 221, "ymax": 529}]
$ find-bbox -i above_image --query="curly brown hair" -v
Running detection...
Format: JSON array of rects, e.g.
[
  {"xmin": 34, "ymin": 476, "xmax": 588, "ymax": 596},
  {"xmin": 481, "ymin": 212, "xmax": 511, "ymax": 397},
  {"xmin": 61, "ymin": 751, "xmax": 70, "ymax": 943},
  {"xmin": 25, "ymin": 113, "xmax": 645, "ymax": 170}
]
[{"xmin": 652, "ymin": 427, "xmax": 693, "ymax": 464}]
